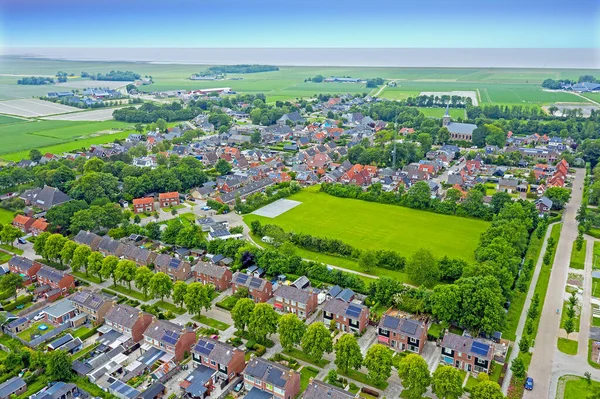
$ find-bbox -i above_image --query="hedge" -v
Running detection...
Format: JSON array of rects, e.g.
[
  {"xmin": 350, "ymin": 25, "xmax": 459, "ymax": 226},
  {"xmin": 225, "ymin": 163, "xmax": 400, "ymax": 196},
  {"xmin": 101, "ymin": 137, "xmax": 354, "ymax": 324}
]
[{"xmin": 3, "ymin": 295, "xmax": 34, "ymax": 312}]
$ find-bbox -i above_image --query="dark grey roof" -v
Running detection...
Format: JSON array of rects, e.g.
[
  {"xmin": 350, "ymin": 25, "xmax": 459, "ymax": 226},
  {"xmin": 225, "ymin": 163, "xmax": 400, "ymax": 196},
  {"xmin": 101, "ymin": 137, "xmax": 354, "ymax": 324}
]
[
  {"xmin": 499, "ymin": 178, "xmax": 518, "ymax": 187},
  {"xmin": 219, "ymin": 178, "xmax": 274, "ymax": 204},
  {"xmin": 20, "ymin": 186, "xmax": 71, "ymax": 209},
  {"xmin": 8, "ymin": 256, "xmax": 35, "ymax": 271},
  {"xmin": 73, "ymin": 231, "xmax": 102, "ymax": 248},
  {"xmin": 71, "ymin": 290, "xmax": 112, "ymax": 311},
  {"xmin": 446, "ymin": 122, "xmax": 477, "ymax": 135},
  {"xmin": 244, "ymin": 358, "xmax": 296, "ymax": 389},
  {"xmin": 49, "ymin": 333, "xmax": 73, "ymax": 350},
  {"xmin": 98, "ymin": 236, "xmax": 124, "ymax": 255},
  {"xmin": 105, "ymin": 304, "xmax": 147, "ymax": 329},
  {"xmin": 37, "ymin": 266, "xmax": 67, "ymax": 283},
  {"xmin": 232, "ymin": 272, "xmax": 268, "ymax": 291},
  {"xmin": 536, "ymin": 196, "xmax": 553, "ymax": 208},
  {"xmin": 193, "ymin": 262, "xmax": 228, "ymax": 279},
  {"xmin": 137, "ymin": 382, "xmax": 165, "ymax": 399},
  {"xmin": 303, "ymin": 380, "xmax": 355, "ymax": 399},
  {"xmin": 378, "ymin": 315, "xmax": 424, "ymax": 339},
  {"xmin": 193, "ymin": 338, "xmax": 240, "ymax": 365},
  {"xmin": 7, "ymin": 317, "xmax": 27, "ymax": 329},
  {"xmin": 72, "ymin": 360, "xmax": 93, "ymax": 376},
  {"xmin": 182, "ymin": 365, "xmax": 214, "ymax": 397},
  {"xmin": 0, "ymin": 377, "xmax": 26, "ymax": 399},
  {"xmin": 31, "ymin": 382, "xmax": 78, "ymax": 399},
  {"xmin": 274, "ymin": 285, "xmax": 312, "ymax": 304},
  {"xmin": 441, "ymin": 333, "xmax": 493, "ymax": 359},
  {"xmin": 245, "ymin": 387, "xmax": 274, "ymax": 399},
  {"xmin": 144, "ymin": 319, "xmax": 188, "ymax": 344}
]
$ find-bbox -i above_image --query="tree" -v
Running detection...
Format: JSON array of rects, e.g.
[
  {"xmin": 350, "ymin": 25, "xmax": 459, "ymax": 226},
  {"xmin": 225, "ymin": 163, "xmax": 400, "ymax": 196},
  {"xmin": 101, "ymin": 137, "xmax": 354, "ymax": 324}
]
[
  {"xmin": 490, "ymin": 192, "xmax": 512, "ymax": 214},
  {"xmin": 60, "ymin": 241, "xmax": 78, "ymax": 266},
  {"xmin": 83, "ymin": 158, "xmax": 104, "ymax": 174},
  {"xmin": 71, "ymin": 245, "xmax": 91, "ymax": 275},
  {"xmin": 333, "ymin": 333, "xmax": 362, "ymax": 373},
  {"xmin": 215, "ymin": 159, "xmax": 232, "ymax": 175},
  {"xmin": 0, "ymin": 274, "xmax": 23, "ymax": 300},
  {"xmin": 437, "ymin": 127, "xmax": 450, "ymax": 144},
  {"xmin": 251, "ymin": 130, "xmax": 261, "ymax": 144},
  {"xmin": 417, "ymin": 133, "xmax": 433, "ymax": 153},
  {"xmin": 0, "ymin": 226, "xmax": 22, "ymax": 249},
  {"xmin": 231, "ymin": 298, "xmax": 255, "ymax": 331},
  {"xmin": 176, "ymin": 225, "xmax": 203, "ymax": 248},
  {"xmin": 29, "ymin": 149, "xmax": 42, "ymax": 162},
  {"xmin": 470, "ymin": 380, "xmax": 504, "ymax": 399},
  {"xmin": 134, "ymin": 266, "xmax": 153, "ymax": 299},
  {"xmin": 519, "ymin": 336, "xmax": 530, "ymax": 354},
  {"xmin": 101, "ymin": 255, "xmax": 119, "ymax": 285},
  {"xmin": 359, "ymin": 250, "xmax": 378, "ymax": 273},
  {"xmin": 156, "ymin": 118, "xmax": 167, "ymax": 132},
  {"xmin": 44, "ymin": 234, "xmax": 67, "ymax": 264},
  {"xmin": 406, "ymin": 248, "xmax": 439, "ymax": 287},
  {"xmin": 69, "ymin": 172, "xmax": 119, "ymax": 203},
  {"xmin": 33, "ymin": 232, "xmax": 50, "ymax": 258},
  {"xmin": 277, "ymin": 314, "xmax": 306, "ymax": 351},
  {"xmin": 87, "ymin": 251, "xmax": 104, "ymax": 282},
  {"xmin": 45, "ymin": 350, "xmax": 72, "ymax": 381},
  {"xmin": 510, "ymin": 357, "xmax": 525, "ymax": 379},
  {"xmin": 172, "ymin": 281, "xmax": 188, "ymax": 309},
  {"xmin": 149, "ymin": 272, "xmax": 173, "ymax": 301},
  {"xmin": 545, "ymin": 187, "xmax": 572, "ymax": 210},
  {"xmin": 397, "ymin": 354, "xmax": 431, "ymax": 399},
  {"xmin": 115, "ymin": 260, "xmax": 136, "ymax": 289},
  {"xmin": 184, "ymin": 282, "xmax": 213, "ymax": 316},
  {"xmin": 363, "ymin": 344, "xmax": 393, "ymax": 386},
  {"xmin": 431, "ymin": 365, "xmax": 464, "ymax": 399},
  {"xmin": 564, "ymin": 318, "xmax": 575, "ymax": 338},
  {"xmin": 248, "ymin": 303, "xmax": 279, "ymax": 344}
]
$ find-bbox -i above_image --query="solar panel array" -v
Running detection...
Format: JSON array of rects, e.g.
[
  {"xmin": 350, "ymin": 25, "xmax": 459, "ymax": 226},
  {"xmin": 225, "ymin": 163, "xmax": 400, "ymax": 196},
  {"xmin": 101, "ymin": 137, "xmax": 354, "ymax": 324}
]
[
  {"xmin": 382, "ymin": 316, "xmax": 400, "ymax": 330},
  {"xmin": 249, "ymin": 278, "xmax": 263, "ymax": 289},
  {"xmin": 74, "ymin": 291, "xmax": 90, "ymax": 303},
  {"xmin": 400, "ymin": 320, "xmax": 418, "ymax": 336},
  {"xmin": 162, "ymin": 330, "xmax": 180, "ymax": 345},
  {"xmin": 236, "ymin": 274, "xmax": 249, "ymax": 284},
  {"xmin": 346, "ymin": 304, "xmax": 362, "ymax": 318},
  {"xmin": 168, "ymin": 258, "xmax": 181, "ymax": 268},
  {"xmin": 471, "ymin": 341, "xmax": 490, "ymax": 357},
  {"xmin": 90, "ymin": 298, "xmax": 103, "ymax": 309},
  {"xmin": 194, "ymin": 339, "xmax": 215, "ymax": 355}
]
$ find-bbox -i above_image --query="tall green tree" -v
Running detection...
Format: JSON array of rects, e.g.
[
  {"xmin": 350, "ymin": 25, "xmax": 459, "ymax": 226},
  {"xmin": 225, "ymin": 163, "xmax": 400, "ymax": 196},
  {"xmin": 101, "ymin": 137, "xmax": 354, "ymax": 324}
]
[
  {"xmin": 470, "ymin": 380, "xmax": 504, "ymax": 399},
  {"xmin": 0, "ymin": 274, "xmax": 23, "ymax": 300},
  {"xmin": 363, "ymin": 344, "xmax": 393, "ymax": 386},
  {"xmin": 44, "ymin": 234, "xmax": 67, "ymax": 265},
  {"xmin": 87, "ymin": 251, "xmax": 104, "ymax": 282},
  {"xmin": 248, "ymin": 303, "xmax": 279, "ymax": 344},
  {"xmin": 184, "ymin": 282, "xmax": 213, "ymax": 317},
  {"xmin": 71, "ymin": 245, "xmax": 91, "ymax": 275},
  {"xmin": 45, "ymin": 350, "xmax": 72, "ymax": 381},
  {"xmin": 406, "ymin": 248, "xmax": 439, "ymax": 287},
  {"xmin": 60, "ymin": 241, "xmax": 78, "ymax": 266},
  {"xmin": 431, "ymin": 365, "xmax": 464, "ymax": 399},
  {"xmin": 277, "ymin": 313, "xmax": 306, "ymax": 351},
  {"xmin": 115, "ymin": 260, "xmax": 136, "ymax": 289},
  {"xmin": 397, "ymin": 354, "xmax": 431, "ymax": 399},
  {"xmin": 231, "ymin": 298, "xmax": 255, "ymax": 331},
  {"xmin": 134, "ymin": 266, "xmax": 153, "ymax": 299},
  {"xmin": 172, "ymin": 281, "xmax": 188, "ymax": 309},
  {"xmin": 359, "ymin": 250, "xmax": 378, "ymax": 273},
  {"xmin": 333, "ymin": 333, "xmax": 362, "ymax": 373},
  {"xmin": 101, "ymin": 255, "xmax": 119, "ymax": 285},
  {"xmin": 149, "ymin": 272, "xmax": 173, "ymax": 301},
  {"xmin": 33, "ymin": 232, "xmax": 51, "ymax": 258}
]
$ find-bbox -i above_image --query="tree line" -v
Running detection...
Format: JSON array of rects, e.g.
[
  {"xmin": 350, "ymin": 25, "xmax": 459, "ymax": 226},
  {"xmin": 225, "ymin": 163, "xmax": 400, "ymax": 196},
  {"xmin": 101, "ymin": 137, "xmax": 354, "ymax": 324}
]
[
  {"xmin": 85, "ymin": 70, "xmax": 141, "ymax": 81},
  {"xmin": 17, "ymin": 76, "xmax": 55, "ymax": 85},
  {"xmin": 234, "ymin": 182, "xmax": 301, "ymax": 214},
  {"xmin": 113, "ymin": 101, "xmax": 205, "ymax": 124},
  {"xmin": 206, "ymin": 65, "xmax": 279, "ymax": 74}
]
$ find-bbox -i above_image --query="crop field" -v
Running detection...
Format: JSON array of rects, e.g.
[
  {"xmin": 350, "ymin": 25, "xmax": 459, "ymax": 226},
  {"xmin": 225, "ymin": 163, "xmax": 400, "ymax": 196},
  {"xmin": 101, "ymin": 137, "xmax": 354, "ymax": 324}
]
[
  {"xmin": 416, "ymin": 107, "xmax": 465, "ymax": 119},
  {"xmin": 582, "ymin": 92, "xmax": 600, "ymax": 103},
  {"xmin": 43, "ymin": 107, "xmax": 122, "ymax": 121},
  {"xmin": 0, "ymin": 115, "xmax": 26, "ymax": 125},
  {"xmin": 244, "ymin": 186, "xmax": 489, "ymax": 260},
  {"xmin": 0, "ymin": 99, "xmax": 81, "ymax": 117},
  {"xmin": 0, "ymin": 120, "xmax": 132, "ymax": 159}
]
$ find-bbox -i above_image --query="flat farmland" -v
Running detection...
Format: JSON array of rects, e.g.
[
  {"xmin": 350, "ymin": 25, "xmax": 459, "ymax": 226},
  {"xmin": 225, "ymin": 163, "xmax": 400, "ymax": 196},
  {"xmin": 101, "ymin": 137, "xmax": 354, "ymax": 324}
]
[
  {"xmin": 244, "ymin": 187, "xmax": 489, "ymax": 261},
  {"xmin": 0, "ymin": 120, "xmax": 132, "ymax": 159},
  {"xmin": 0, "ymin": 115, "xmax": 26, "ymax": 125},
  {"xmin": 0, "ymin": 99, "xmax": 80, "ymax": 117},
  {"xmin": 417, "ymin": 107, "xmax": 465, "ymax": 119},
  {"xmin": 43, "ymin": 107, "xmax": 121, "ymax": 121}
]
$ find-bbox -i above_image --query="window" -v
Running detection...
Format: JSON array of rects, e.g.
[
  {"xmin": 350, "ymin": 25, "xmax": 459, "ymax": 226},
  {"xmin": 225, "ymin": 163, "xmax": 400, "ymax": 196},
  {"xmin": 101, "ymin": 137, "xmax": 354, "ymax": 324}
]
[
  {"xmin": 409, "ymin": 337, "xmax": 417, "ymax": 344},
  {"xmin": 266, "ymin": 383, "xmax": 273, "ymax": 391},
  {"xmin": 467, "ymin": 355, "xmax": 471, "ymax": 360},
  {"xmin": 210, "ymin": 360, "xmax": 216, "ymax": 366}
]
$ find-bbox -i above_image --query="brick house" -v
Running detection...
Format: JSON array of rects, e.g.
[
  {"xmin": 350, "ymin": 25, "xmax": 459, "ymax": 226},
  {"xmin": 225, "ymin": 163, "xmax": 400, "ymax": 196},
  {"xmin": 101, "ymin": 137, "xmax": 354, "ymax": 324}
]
[
  {"xmin": 323, "ymin": 299, "xmax": 370, "ymax": 334},
  {"xmin": 243, "ymin": 358, "xmax": 300, "ymax": 399},
  {"xmin": 30, "ymin": 218, "xmax": 49, "ymax": 236},
  {"xmin": 36, "ymin": 266, "xmax": 75, "ymax": 293},
  {"xmin": 377, "ymin": 315, "xmax": 428, "ymax": 354},
  {"xmin": 42, "ymin": 299, "xmax": 78, "ymax": 325},
  {"xmin": 97, "ymin": 236, "xmax": 126, "ymax": 257},
  {"xmin": 122, "ymin": 245, "xmax": 157, "ymax": 266},
  {"xmin": 143, "ymin": 319, "xmax": 197, "ymax": 362},
  {"xmin": 104, "ymin": 303, "xmax": 154, "ymax": 342},
  {"xmin": 158, "ymin": 192, "xmax": 180, "ymax": 208},
  {"xmin": 71, "ymin": 290, "xmax": 115, "ymax": 325},
  {"xmin": 535, "ymin": 196, "xmax": 553, "ymax": 214},
  {"xmin": 231, "ymin": 272, "xmax": 272, "ymax": 303},
  {"xmin": 154, "ymin": 254, "xmax": 191, "ymax": 281},
  {"xmin": 8, "ymin": 256, "xmax": 41, "ymax": 285},
  {"xmin": 0, "ymin": 377, "xmax": 27, "ymax": 399},
  {"xmin": 193, "ymin": 262, "xmax": 232, "ymax": 291},
  {"xmin": 192, "ymin": 338, "xmax": 246, "ymax": 383},
  {"xmin": 12, "ymin": 215, "xmax": 33, "ymax": 233},
  {"xmin": 273, "ymin": 285, "xmax": 318, "ymax": 319},
  {"xmin": 133, "ymin": 197, "xmax": 155, "ymax": 214},
  {"xmin": 73, "ymin": 230, "xmax": 102, "ymax": 251},
  {"xmin": 302, "ymin": 379, "xmax": 357, "ymax": 399},
  {"xmin": 440, "ymin": 332, "xmax": 494, "ymax": 374}
]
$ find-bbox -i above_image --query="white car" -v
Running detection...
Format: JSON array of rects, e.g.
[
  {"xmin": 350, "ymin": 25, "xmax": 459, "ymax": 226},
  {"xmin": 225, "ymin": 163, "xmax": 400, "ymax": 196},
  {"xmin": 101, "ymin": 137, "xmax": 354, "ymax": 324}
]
[{"xmin": 33, "ymin": 313, "xmax": 45, "ymax": 321}]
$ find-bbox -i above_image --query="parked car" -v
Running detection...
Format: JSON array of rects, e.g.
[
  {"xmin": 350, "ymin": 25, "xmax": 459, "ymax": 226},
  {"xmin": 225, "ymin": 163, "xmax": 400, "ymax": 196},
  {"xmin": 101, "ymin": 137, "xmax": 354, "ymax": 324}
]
[
  {"xmin": 525, "ymin": 377, "xmax": 534, "ymax": 390},
  {"xmin": 33, "ymin": 313, "xmax": 44, "ymax": 321},
  {"xmin": 201, "ymin": 206, "xmax": 211, "ymax": 211}
]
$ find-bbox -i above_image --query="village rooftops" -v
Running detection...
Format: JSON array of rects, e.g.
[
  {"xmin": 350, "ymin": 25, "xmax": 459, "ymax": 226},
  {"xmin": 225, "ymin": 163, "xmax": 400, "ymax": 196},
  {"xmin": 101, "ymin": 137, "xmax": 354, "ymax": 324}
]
[
  {"xmin": 8, "ymin": 256, "xmax": 36, "ymax": 271},
  {"xmin": 441, "ymin": 333, "xmax": 493, "ymax": 360},
  {"xmin": 144, "ymin": 319, "xmax": 191, "ymax": 345},
  {"xmin": 244, "ymin": 358, "xmax": 296, "ymax": 389},
  {"xmin": 274, "ymin": 285, "xmax": 314, "ymax": 304},
  {"xmin": 193, "ymin": 337, "xmax": 240, "ymax": 365},
  {"xmin": 232, "ymin": 272, "xmax": 269, "ymax": 291},
  {"xmin": 218, "ymin": 178, "xmax": 274, "ymax": 204},
  {"xmin": 104, "ymin": 303, "xmax": 148, "ymax": 329},
  {"xmin": 303, "ymin": 379, "xmax": 356, "ymax": 399},
  {"xmin": 379, "ymin": 315, "xmax": 425, "ymax": 339},
  {"xmin": 323, "ymin": 298, "xmax": 367, "ymax": 318},
  {"xmin": 193, "ymin": 262, "xmax": 228, "ymax": 279},
  {"xmin": 37, "ymin": 266, "xmax": 67, "ymax": 284},
  {"xmin": 71, "ymin": 290, "xmax": 112, "ymax": 311}
]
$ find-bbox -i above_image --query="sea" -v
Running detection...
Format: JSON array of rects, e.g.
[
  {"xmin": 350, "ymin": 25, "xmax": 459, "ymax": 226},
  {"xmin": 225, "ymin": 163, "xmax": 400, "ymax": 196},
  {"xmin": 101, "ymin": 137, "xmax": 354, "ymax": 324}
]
[{"xmin": 2, "ymin": 47, "xmax": 599, "ymax": 69}]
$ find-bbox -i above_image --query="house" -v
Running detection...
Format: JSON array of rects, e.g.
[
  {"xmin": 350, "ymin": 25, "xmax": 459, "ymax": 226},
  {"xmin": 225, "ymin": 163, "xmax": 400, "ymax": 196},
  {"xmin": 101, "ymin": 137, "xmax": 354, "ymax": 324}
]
[
  {"xmin": 442, "ymin": 106, "xmax": 477, "ymax": 141},
  {"xmin": 440, "ymin": 332, "xmax": 494, "ymax": 374},
  {"xmin": 377, "ymin": 315, "xmax": 428, "ymax": 354},
  {"xmin": 12, "ymin": 215, "xmax": 34, "ymax": 233},
  {"xmin": 73, "ymin": 230, "xmax": 102, "ymax": 251},
  {"xmin": 42, "ymin": 299, "xmax": 78, "ymax": 324},
  {"xmin": 323, "ymin": 299, "xmax": 369, "ymax": 333},
  {"xmin": 0, "ymin": 377, "xmax": 26, "ymax": 399},
  {"xmin": 231, "ymin": 272, "xmax": 272, "ymax": 303},
  {"xmin": 243, "ymin": 358, "xmax": 301, "ymax": 399},
  {"xmin": 498, "ymin": 178, "xmax": 518, "ymax": 193},
  {"xmin": 36, "ymin": 266, "xmax": 75, "ymax": 293},
  {"xmin": 8, "ymin": 256, "xmax": 41, "ymax": 285},
  {"xmin": 154, "ymin": 254, "xmax": 192, "ymax": 281},
  {"xmin": 273, "ymin": 285, "xmax": 318, "ymax": 319},
  {"xmin": 104, "ymin": 303, "xmax": 153, "ymax": 342},
  {"xmin": 19, "ymin": 186, "xmax": 71, "ymax": 210},
  {"xmin": 192, "ymin": 337, "xmax": 246, "ymax": 383},
  {"xmin": 158, "ymin": 192, "xmax": 180, "ymax": 208},
  {"xmin": 193, "ymin": 262, "xmax": 232, "ymax": 291},
  {"xmin": 122, "ymin": 244, "xmax": 157, "ymax": 266},
  {"xmin": 278, "ymin": 112, "xmax": 305, "ymax": 126},
  {"xmin": 535, "ymin": 196, "xmax": 553, "ymax": 214},
  {"xmin": 30, "ymin": 218, "xmax": 49, "ymax": 236},
  {"xmin": 137, "ymin": 383, "xmax": 165, "ymax": 399},
  {"xmin": 217, "ymin": 178, "xmax": 274, "ymax": 205},
  {"xmin": 179, "ymin": 365, "xmax": 215, "ymax": 399},
  {"xmin": 328, "ymin": 285, "xmax": 355, "ymax": 302},
  {"xmin": 97, "ymin": 236, "xmax": 126, "ymax": 257},
  {"xmin": 133, "ymin": 197, "xmax": 155, "ymax": 214},
  {"xmin": 142, "ymin": 319, "xmax": 197, "ymax": 362},
  {"xmin": 5, "ymin": 317, "xmax": 29, "ymax": 335},
  {"xmin": 71, "ymin": 290, "xmax": 115, "ymax": 325},
  {"xmin": 399, "ymin": 127, "xmax": 415, "ymax": 136},
  {"xmin": 30, "ymin": 382, "xmax": 80, "ymax": 399},
  {"xmin": 302, "ymin": 379, "xmax": 357, "ymax": 399}
]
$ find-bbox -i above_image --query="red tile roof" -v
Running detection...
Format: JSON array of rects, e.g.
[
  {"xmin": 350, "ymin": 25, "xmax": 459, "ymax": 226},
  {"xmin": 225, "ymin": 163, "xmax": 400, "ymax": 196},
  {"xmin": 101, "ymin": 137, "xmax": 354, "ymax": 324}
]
[
  {"xmin": 133, "ymin": 197, "xmax": 154, "ymax": 206},
  {"xmin": 159, "ymin": 192, "xmax": 179, "ymax": 200}
]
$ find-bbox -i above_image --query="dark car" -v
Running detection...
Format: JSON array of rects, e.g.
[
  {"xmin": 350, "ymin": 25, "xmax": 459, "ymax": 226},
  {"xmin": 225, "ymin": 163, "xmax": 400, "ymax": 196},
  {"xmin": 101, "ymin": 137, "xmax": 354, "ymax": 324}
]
[{"xmin": 525, "ymin": 377, "xmax": 534, "ymax": 390}]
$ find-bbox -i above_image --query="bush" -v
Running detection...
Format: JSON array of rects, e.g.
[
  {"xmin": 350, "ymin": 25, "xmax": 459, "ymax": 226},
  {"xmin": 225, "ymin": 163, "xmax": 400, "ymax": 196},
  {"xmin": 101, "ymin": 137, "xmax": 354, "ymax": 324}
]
[
  {"xmin": 246, "ymin": 339, "xmax": 256, "ymax": 350},
  {"xmin": 254, "ymin": 344, "xmax": 266, "ymax": 357},
  {"xmin": 3, "ymin": 295, "xmax": 33, "ymax": 311}
]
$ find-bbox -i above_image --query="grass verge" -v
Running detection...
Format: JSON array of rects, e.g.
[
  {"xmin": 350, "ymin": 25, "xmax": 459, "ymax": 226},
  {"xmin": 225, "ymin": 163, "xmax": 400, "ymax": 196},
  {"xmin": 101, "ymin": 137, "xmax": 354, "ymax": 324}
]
[
  {"xmin": 337, "ymin": 368, "xmax": 388, "ymax": 390},
  {"xmin": 154, "ymin": 300, "xmax": 186, "ymax": 315},
  {"xmin": 569, "ymin": 240, "xmax": 587, "ymax": 270},
  {"xmin": 283, "ymin": 347, "xmax": 330, "ymax": 368},
  {"xmin": 192, "ymin": 315, "xmax": 230, "ymax": 331},
  {"xmin": 108, "ymin": 284, "xmax": 147, "ymax": 301},
  {"xmin": 557, "ymin": 338, "xmax": 578, "ymax": 355}
]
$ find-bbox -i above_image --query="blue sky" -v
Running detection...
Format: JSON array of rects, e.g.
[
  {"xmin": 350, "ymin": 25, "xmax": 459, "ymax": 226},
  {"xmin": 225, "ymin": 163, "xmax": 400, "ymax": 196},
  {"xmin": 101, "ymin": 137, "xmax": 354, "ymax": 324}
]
[{"xmin": 1, "ymin": 0, "xmax": 598, "ymax": 48}]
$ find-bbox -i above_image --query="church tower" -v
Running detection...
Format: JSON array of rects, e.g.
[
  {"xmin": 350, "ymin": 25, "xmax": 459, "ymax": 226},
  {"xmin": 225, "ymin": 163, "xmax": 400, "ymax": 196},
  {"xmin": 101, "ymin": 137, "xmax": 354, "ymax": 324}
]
[{"xmin": 442, "ymin": 104, "xmax": 451, "ymax": 127}]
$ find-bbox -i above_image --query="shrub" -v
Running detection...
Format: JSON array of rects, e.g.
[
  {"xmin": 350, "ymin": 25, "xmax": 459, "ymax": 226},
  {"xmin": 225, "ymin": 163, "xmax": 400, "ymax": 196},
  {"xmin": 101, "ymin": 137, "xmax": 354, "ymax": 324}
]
[
  {"xmin": 254, "ymin": 344, "xmax": 266, "ymax": 357},
  {"xmin": 246, "ymin": 339, "xmax": 256, "ymax": 350}
]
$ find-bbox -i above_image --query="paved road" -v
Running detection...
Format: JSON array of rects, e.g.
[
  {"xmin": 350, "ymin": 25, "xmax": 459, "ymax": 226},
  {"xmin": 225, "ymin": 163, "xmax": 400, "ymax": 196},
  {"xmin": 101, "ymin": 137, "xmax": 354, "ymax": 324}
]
[
  {"xmin": 524, "ymin": 168, "xmax": 585, "ymax": 398},
  {"xmin": 501, "ymin": 222, "xmax": 557, "ymax": 394},
  {"xmin": 433, "ymin": 159, "xmax": 465, "ymax": 187}
]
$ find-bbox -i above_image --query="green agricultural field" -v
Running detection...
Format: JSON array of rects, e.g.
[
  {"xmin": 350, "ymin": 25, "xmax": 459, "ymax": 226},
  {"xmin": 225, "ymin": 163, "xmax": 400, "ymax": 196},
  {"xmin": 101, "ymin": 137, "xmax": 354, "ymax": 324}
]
[
  {"xmin": 0, "ymin": 115, "xmax": 26, "ymax": 125},
  {"xmin": 244, "ymin": 186, "xmax": 489, "ymax": 260},
  {"xmin": 416, "ymin": 107, "xmax": 465, "ymax": 119},
  {"xmin": 0, "ymin": 120, "xmax": 133, "ymax": 160},
  {"xmin": 0, "ymin": 208, "xmax": 15, "ymax": 225},
  {"xmin": 581, "ymin": 92, "xmax": 600, "ymax": 103}
]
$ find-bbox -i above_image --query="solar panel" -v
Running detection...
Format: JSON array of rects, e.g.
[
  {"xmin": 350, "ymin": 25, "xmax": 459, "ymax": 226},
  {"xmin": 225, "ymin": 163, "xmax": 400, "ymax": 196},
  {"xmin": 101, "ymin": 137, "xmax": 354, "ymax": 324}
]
[
  {"xmin": 383, "ymin": 316, "xmax": 400, "ymax": 330},
  {"xmin": 169, "ymin": 258, "xmax": 181, "ymax": 268},
  {"xmin": 162, "ymin": 335, "xmax": 178, "ymax": 345},
  {"xmin": 346, "ymin": 305, "xmax": 361, "ymax": 318},
  {"xmin": 399, "ymin": 320, "xmax": 418, "ymax": 336},
  {"xmin": 471, "ymin": 342, "xmax": 489, "ymax": 357},
  {"xmin": 249, "ymin": 279, "xmax": 262, "ymax": 289},
  {"xmin": 236, "ymin": 274, "xmax": 249, "ymax": 284}
]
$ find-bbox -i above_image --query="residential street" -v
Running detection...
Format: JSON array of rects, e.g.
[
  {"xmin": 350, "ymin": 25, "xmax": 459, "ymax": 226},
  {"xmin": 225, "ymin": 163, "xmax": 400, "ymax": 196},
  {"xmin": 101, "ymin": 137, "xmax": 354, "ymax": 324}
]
[{"xmin": 524, "ymin": 168, "xmax": 585, "ymax": 398}]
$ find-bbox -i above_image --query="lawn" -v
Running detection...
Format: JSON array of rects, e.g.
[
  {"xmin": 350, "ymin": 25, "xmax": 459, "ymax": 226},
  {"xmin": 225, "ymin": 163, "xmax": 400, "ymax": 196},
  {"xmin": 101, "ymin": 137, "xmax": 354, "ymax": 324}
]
[
  {"xmin": 558, "ymin": 338, "xmax": 578, "ymax": 355},
  {"xmin": 415, "ymin": 107, "xmax": 465, "ymax": 119},
  {"xmin": 192, "ymin": 315, "xmax": 230, "ymax": 331},
  {"xmin": 490, "ymin": 362, "xmax": 503, "ymax": 384},
  {"xmin": 283, "ymin": 347, "xmax": 331, "ymax": 368},
  {"xmin": 71, "ymin": 271, "xmax": 102, "ymax": 284},
  {"xmin": 108, "ymin": 284, "xmax": 148, "ymax": 301},
  {"xmin": 299, "ymin": 366, "xmax": 320, "ymax": 393},
  {"xmin": 216, "ymin": 295, "xmax": 239, "ymax": 311},
  {"xmin": 72, "ymin": 326, "xmax": 93, "ymax": 338},
  {"xmin": 0, "ymin": 115, "xmax": 26, "ymax": 125},
  {"xmin": 244, "ymin": 187, "xmax": 489, "ymax": 262},
  {"xmin": 561, "ymin": 375, "xmax": 600, "ymax": 399},
  {"xmin": 0, "ymin": 252, "xmax": 11, "ymax": 264},
  {"xmin": 17, "ymin": 321, "xmax": 54, "ymax": 340},
  {"xmin": 570, "ymin": 240, "xmax": 587, "ymax": 270},
  {"xmin": 593, "ymin": 278, "xmax": 600, "ymax": 298},
  {"xmin": 0, "ymin": 208, "xmax": 14, "ymax": 225},
  {"xmin": 594, "ymin": 241, "xmax": 600, "ymax": 270},
  {"xmin": 155, "ymin": 300, "xmax": 186, "ymax": 315},
  {"xmin": 0, "ymin": 244, "xmax": 23, "ymax": 255},
  {"xmin": 464, "ymin": 375, "xmax": 480, "ymax": 392},
  {"xmin": 337, "ymin": 368, "xmax": 388, "ymax": 390}
]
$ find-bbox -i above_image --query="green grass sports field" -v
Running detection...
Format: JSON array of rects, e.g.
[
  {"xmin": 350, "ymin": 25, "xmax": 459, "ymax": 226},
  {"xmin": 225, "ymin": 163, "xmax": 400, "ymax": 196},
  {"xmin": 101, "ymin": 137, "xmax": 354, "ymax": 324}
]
[{"xmin": 244, "ymin": 186, "xmax": 489, "ymax": 261}]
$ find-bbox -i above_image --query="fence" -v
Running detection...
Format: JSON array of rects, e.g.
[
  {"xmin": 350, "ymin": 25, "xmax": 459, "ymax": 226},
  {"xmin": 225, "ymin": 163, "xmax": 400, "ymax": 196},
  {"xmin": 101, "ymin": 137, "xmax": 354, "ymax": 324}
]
[{"xmin": 8, "ymin": 322, "xmax": 70, "ymax": 348}]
